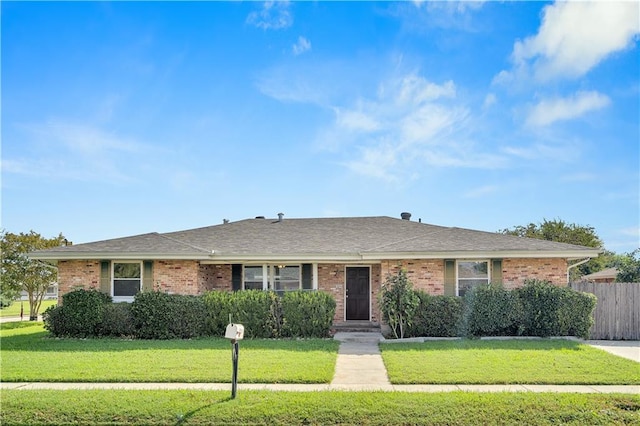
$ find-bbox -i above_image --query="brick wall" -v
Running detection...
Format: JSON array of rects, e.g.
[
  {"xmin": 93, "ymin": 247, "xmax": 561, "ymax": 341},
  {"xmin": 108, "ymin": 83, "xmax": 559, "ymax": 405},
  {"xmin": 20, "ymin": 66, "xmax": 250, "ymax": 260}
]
[
  {"xmin": 317, "ymin": 264, "xmax": 345, "ymax": 323},
  {"xmin": 199, "ymin": 264, "xmax": 232, "ymax": 291},
  {"xmin": 154, "ymin": 260, "xmax": 200, "ymax": 295},
  {"xmin": 57, "ymin": 260, "xmax": 101, "ymax": 303},
  {"xmin": 380, "ymin": 259, "xmax": 445, "ymax": 295},
  {"xmin": 502, "ymin": 258, "xmax": 567, "ymax": 288}
]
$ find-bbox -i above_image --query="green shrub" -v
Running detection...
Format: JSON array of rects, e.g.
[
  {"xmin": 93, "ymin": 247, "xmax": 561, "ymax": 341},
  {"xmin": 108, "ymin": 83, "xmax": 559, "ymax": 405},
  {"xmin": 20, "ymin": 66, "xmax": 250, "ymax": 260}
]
[
  {"xmin": 408, "ymin": 292, "xmax": 462, "ymax": 337},
  {"xmin": 562, "ymin": 290, "xmax": 596, "ymax": 339},
  {"xmin": 281, "ymin": 291, "xmax": 336, "ymax": 338},
  {"xmin": 517, "ymin": 280, "xmax": 596, "ymax": 339},
  {"xmin": 461, "ymin": 283, "xmax": 523, "ymax": 337},
  {"xmin": 202, "ymin": 290, "xmax": 233, "ymax": 336},
  {"xmin": 131, "ymin": 292, "xmax": 207, "ymax": 339},
  {"xmin": 379, "ymin": 269, "xmax": 420, "ymax": 339},
  {"xmin": 228, "ymin": 290, "xmax": 280, "ymax": 338},
  {"xmin": 517, "ymin": 280, "xmax": 563, "ymax": 337},
  {"xmin": 43, "ymin": 289, "xmax": 111, "ymax": 337},
  {"xmin": 97, "ymin": 303, "xmax": 135, "ymax": 337}
]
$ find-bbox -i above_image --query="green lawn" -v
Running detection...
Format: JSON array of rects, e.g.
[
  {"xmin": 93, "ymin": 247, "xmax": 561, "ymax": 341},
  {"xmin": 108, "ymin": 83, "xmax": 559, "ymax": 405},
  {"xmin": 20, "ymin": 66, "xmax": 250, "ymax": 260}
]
[
  {"xmin": 0, "ymin": 322, "xmax": 339, "ymax": 383},
  {"xmin": 0, "ymin": 299, "xmax": 56, "ymax": 317},
  {"xmin": 381, "ymin": 340, "xmax": 640, "ymax": 385},
  {"xmin": 1, "ymin": 390, "xmax": 638, "ymax": 425}
]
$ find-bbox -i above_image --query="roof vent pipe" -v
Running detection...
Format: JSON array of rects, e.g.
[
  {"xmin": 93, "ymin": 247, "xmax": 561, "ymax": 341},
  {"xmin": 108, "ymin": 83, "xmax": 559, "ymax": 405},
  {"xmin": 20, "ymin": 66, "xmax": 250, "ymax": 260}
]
[
  {"xmin": 401, "ymin": 212, "xmax": 412, "ymax": 220},
  {"xmin": 277, "ymin": 213, "xmax": 284, "ymax": 222}
]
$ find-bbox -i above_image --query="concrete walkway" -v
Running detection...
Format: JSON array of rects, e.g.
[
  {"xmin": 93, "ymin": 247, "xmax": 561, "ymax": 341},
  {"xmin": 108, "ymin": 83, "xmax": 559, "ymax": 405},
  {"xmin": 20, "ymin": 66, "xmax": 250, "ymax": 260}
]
[{"xmin": 2, "ymin": 332, "xmax": 638, "ymax": 394}]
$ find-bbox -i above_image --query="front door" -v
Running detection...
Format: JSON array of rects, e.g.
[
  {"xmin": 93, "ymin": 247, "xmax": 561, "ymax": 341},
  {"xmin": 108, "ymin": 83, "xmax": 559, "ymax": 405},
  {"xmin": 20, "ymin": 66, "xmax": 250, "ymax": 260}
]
[{"xmin": 346, "ymin": 267, "xmax": 370, "ymax": 320}]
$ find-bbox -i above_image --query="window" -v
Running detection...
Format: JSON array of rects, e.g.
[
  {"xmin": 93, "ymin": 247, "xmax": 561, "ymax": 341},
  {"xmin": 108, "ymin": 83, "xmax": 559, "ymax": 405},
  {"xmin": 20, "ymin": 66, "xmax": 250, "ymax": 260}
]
[
  {"xmin": 274, "ymin": 265, "xmax": 300, "ymax": 293},
  {"xmin": 244, "ymin": 266, "xmax": 266, "ymax": 290},
  {"xmin": 457, "ymin": 261, "xmax": 489, "ymax": 297},
  {"xmin": 113, "ymin": 262, "xmax": 142, "ymax": 301},
  {"xmin": 240, "ymin": 264, "xmax": 314, "ymax": 292}
]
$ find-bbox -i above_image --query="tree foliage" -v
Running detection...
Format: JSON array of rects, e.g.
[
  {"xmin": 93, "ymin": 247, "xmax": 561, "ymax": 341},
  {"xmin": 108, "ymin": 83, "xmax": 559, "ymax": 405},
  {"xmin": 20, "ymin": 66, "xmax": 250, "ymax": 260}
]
[
  {"xmin": 500, "ymin": 219, "xmax": 602, "ymax": 280},
  {"xmin": 499, "ymin": 218, "xmax": 603, "ymax": 248},
  {"xmin": 614, "ymin": 249, "xmax": 640, "ymax": 282},
  {"xmin": 1, "ymin": 230, "xmax": 65, "ymax": 319}
]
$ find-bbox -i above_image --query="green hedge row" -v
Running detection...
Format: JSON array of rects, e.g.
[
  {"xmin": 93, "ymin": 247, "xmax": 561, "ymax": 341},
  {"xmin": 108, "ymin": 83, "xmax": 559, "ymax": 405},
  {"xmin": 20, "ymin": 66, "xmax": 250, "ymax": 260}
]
[
  {"xmin": 43, "ymin": 289, "xmax": 336, "ymax": 339},
  {"xmin": 401, "ymin": 280, "xmax": 596, "ymax": 339}
]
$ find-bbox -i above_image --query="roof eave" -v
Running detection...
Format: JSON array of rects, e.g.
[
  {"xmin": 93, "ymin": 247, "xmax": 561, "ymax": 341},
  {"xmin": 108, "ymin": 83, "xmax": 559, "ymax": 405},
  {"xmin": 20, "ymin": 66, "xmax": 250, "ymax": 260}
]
[{"xmin": 360, "ymin": 249, "xmax": 602, "ymax": 260}]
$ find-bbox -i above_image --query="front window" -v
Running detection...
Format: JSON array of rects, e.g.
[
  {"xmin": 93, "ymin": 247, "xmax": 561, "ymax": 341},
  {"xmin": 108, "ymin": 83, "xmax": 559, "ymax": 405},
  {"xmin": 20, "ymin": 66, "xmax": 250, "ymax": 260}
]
[
  {"xmin": 241, "ymin": 264, "xmax": 313, "ymax": 292},
  {"xmin": 113, "ymin": 262, "xmax": 142, "ymax": 301},
  {"xmin": 457, "ymin": 261, "xmax": 489, "ymax": 297},
  {"xmin": 244, "ymin": 266, "xmax": 266, "ymax": 290},
  {"xmin": 274, "ymin": 265, "xmax": 300, "ymax": 293}
]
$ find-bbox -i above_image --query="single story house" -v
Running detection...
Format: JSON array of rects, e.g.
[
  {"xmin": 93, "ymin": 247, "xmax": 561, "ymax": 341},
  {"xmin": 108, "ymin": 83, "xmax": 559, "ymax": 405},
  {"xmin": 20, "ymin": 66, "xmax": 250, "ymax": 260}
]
[
  {"xmin": 30, "ymin": 213, "xmax": 601, "ymax": 325},
  {"xmin": 581, "ymin": 267, "xmax": 618, "ymax": 283}
]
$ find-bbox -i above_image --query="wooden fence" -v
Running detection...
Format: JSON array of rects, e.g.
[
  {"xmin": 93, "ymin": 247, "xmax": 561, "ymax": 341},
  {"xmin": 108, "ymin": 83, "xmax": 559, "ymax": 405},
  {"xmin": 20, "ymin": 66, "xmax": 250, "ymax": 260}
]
[{"xmin": 570, "ymin": 282, "xmax": 640, "ymax": 340}]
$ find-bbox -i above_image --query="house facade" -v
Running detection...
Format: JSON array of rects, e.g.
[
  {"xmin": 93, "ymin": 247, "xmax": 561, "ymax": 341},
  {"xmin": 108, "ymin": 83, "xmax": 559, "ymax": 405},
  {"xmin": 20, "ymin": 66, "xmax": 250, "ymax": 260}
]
[{"xmin": 31, "ymin": 214, "xmax": 600, "ymax": 325}]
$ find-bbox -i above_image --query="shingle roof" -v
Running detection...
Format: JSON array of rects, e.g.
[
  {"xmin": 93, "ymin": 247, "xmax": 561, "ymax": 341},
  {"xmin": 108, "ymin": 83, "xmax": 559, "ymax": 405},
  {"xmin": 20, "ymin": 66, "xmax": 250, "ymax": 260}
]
[{"xmin": 30, "ymin": 216, "xmax": 600, "ymax": 261}]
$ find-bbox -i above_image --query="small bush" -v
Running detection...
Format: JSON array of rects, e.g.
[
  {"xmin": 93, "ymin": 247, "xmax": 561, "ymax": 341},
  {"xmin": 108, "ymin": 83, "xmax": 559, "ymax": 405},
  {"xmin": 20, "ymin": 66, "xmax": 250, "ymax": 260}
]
[
  {"xmin": 228, "ymin": 290, "xmax": 280, "ymax": 338},
  {"xmin": 43, "ymin": 289, "xmax": 111, "ymax": 337},
  {"xmin": 462, "ymin": 283, "xmax": 523, "ymax": 337},
  {"xmin": 131, "ymin": 292, "xmax": 207, "ymax": 339},
  {"xmin": 281, "ymin": 291, "xmax": 336, "ymax": 338},
  {"xmin": 408, "ymin": 292, "xmax": 462, "ymax": 337},
  {"xmin": 379, "ymin": 269, "xmax": 420, "ymax": 339},
  {"xmin": 97, "ymin": 303, "xmax": 135, "ymax": 337}
]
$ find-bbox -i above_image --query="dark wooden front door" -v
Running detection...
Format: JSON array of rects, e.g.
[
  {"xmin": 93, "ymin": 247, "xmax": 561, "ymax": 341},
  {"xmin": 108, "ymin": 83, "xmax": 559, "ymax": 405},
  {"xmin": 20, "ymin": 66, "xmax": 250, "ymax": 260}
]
[{"xmin": 346, "ymin": 267, "xmax": 370, "ymax": 320}]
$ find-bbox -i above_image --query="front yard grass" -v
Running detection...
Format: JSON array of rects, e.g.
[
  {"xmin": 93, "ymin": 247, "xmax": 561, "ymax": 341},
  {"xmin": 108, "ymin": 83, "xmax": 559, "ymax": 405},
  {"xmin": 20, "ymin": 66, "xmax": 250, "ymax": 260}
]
[
  {"xmin": 381, "ymin": 339, "xmax": 640, "ymax": 385},
  {"xmin": 0, "ymin": 322, "xmax": 339, "ymax": 383},
  {"xmin": 2, "ymin": 390, "xmax": 639, "ymax": 425},
  {"xmin": 0, "ymin": 300, "xmax": 56, "ymax": 317}
]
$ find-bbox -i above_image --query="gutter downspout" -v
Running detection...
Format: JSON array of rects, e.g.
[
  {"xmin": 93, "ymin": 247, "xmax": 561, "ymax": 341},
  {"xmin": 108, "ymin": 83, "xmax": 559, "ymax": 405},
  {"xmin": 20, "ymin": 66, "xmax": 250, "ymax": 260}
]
[{"xmin": 566, "ymin": 258, "xmax": 591, "ymax": 284}]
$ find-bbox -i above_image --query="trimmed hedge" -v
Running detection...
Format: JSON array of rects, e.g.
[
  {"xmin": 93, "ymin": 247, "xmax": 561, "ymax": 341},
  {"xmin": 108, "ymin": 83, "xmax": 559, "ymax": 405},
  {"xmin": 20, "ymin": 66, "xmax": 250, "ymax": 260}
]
[
  {"xmin": 227, "ymin": 290, "xmax": 281, "ymax": 339},
  {"xmin": 97, "ymin": 303, "xmax": 135, "ymax": 337},
  {"xmin": 44, "ymin": 288, "xmax": 336, "ymax": 340},
  {"xmin": 407, "ymin": 292, "xmax": 462, "ymax": 338},
  {"xmin": 131, "ymin": 292, "xmax": 207, "ymax": 339},
  {"xmin": 281, "ymin": 291, "xmax": 336, "ymax": 338},
  {"xmin": 461, "ymin": 283, "xmax": 523, "ymax": 337},
  {"xmin": 43, "ymin": 289, "xmax": 111, "ymax": 338},
  {"xmin": 393, "ymin": 280, "xmax": 596, "ymax": 340},
  {"xmin": 516, "ymin": 279, "xmax": 596, "ymax": 339}
]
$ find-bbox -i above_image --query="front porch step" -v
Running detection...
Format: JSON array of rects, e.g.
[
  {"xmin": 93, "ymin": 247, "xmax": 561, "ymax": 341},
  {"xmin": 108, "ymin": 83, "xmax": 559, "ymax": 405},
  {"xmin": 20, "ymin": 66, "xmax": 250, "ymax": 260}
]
[{"xmin": 332, "ymin": 321, "xmax": 381, "ymax": 333}]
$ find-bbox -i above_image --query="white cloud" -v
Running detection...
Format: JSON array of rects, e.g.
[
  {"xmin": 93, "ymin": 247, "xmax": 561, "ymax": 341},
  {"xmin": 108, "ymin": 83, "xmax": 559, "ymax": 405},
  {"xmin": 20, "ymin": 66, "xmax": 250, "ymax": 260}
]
[
  {"xmin": 321, "ymin": 72, "xmax": 508, "ymax": 181},
  {"xmin": 5, "ymin": 120, "xmax": 144, "ymax": 183},
  {"xmin": 246, "ymin": 1, "xmax": 293, "ymax": 30},
  {"xmin": 510, "ymin": 1, "xmax": 639, "ymax": 81},
  {"xmin": 292, "ymin": 36, "xmax": 311, "ymax": 55},
  {"xmin": 334, "ymin": 107, "xmax": 381, "ymax": 133},
  {"xmin": 483, "ymin": 93, "xmax": 497, "ymax": 109},
  {"xmin": 526, "ymin": 91, "xmax": 610, "ymax": 127}
]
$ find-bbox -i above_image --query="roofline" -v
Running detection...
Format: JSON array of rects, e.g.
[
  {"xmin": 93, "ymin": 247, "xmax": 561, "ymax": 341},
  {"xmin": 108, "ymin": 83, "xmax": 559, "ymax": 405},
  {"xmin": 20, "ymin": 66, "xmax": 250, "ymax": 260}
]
[{"xmin": 30, "ymin": 248, "xmax": 601, "ymax": 263}]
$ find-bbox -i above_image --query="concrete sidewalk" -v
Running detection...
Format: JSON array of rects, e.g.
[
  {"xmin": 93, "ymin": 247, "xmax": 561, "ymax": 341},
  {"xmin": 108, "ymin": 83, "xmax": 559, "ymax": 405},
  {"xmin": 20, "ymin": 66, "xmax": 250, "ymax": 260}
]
[
  {"xmin": 2, "ymin": 332, "xmax": 637, "ymax": 394},
  {"xmin": 1, "ymin": 382, "xmax": 638, "ymax": 393}
]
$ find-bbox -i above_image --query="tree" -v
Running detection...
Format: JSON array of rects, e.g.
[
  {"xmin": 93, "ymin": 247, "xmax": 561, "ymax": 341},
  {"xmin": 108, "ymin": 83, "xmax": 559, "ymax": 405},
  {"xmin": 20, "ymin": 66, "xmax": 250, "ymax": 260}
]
[
  {"xmin": 614, "ymin": 249, "xmax": 640, "ymax": 282},
  {"xmin": 499, "ymin": 219, "xmax": 603, "ymax": 280},
  {"xmin": 378, "ymin": 268, "xmax": 419, "ymax": 339},
  {"xmin": 1, "ymin": 231, "xmax": 65, "ymax": 320}
]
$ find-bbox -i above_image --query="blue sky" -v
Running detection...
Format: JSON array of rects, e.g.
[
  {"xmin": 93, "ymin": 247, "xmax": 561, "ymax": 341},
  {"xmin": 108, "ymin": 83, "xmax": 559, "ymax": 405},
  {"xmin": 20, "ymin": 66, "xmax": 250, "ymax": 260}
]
[{"xmin": 2, "ymin": 1, "xmax": 639, "ymax": 253}]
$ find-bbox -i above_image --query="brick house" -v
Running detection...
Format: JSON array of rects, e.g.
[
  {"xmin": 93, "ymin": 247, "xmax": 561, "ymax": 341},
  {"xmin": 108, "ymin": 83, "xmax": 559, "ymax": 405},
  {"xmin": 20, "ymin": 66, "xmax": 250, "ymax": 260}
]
[{"xmin": 30, "ymin": 214, "xmax": 600, "ymax": 325}]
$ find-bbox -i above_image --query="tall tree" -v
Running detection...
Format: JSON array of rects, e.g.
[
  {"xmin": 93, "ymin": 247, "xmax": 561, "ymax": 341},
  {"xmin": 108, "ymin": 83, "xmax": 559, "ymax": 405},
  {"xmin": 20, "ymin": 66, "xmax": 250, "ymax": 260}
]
[
  {"xmin": 499, "ymin": 219, "xmax": 603, "ymax": 280},
  {"xmin": 1, "ymin": 231, "xmax": 65, "ymax": 320},
  {"xmin": 614, "ymin": 249, "xmax": 640, "ymax": 282}
]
